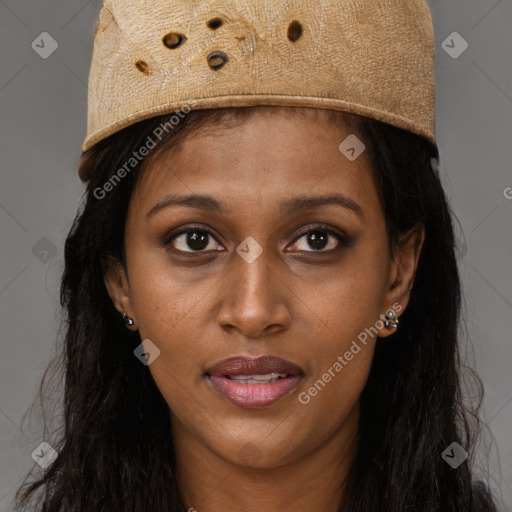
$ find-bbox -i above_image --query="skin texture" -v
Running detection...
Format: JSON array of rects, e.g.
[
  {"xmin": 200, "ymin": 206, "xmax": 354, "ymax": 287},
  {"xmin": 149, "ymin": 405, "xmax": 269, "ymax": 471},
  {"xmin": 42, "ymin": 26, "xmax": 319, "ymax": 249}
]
[{"xmin": 104, "ymin": 107, "xmax": 424, "ymax": 512}]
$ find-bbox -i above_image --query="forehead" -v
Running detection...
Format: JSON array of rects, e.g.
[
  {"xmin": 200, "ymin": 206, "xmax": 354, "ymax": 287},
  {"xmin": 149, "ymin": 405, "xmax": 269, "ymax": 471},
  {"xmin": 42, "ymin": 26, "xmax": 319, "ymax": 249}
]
[{"xmin": 131, "ymin": 107, "xmax": 379, "ymax": 219}]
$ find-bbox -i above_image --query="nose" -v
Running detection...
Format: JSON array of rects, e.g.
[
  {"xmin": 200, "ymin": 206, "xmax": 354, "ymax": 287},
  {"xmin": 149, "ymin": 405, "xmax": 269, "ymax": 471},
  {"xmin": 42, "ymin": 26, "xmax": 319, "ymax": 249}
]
[{"xmin": 216, "ymin": 248, "xmax": 292, "ymax": 339}]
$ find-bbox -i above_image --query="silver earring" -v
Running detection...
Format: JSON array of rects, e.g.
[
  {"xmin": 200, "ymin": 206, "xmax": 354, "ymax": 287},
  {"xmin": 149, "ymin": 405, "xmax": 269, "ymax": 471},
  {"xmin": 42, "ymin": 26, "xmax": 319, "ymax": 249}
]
[
  {"xmin": 384, "ymin": 310, "xmax": 399, "ymax": 329},
  {"xmin": 123, "ymin": 313, "xmax": 135, "ymax": 329}
]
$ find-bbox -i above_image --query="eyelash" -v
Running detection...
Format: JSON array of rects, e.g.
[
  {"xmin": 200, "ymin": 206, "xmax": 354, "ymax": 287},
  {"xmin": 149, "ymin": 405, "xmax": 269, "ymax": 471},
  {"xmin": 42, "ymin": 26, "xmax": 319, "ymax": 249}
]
[{"xmin": 162, "ymin": 223, "xmax": 353, "ymax": 255}]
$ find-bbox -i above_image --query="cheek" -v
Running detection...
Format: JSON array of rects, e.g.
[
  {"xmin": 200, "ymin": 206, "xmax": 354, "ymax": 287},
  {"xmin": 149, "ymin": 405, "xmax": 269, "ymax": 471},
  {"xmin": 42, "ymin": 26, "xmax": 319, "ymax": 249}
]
[
  {"xmin": 131, "ymin": 296, "xmax": 209, "ymax": 423},
  {"xmin": 128, "ymin": 268, "xmax": 209, "ymax": 366},
  {"xmin": 293, "ymin": 243, "xmax": 387, "ymax": 407},
  {"xmin": 289, "ymin": 271, "xmax": 383, "ymax": 451},
  {"xmin": 300, "ymin": 280, "xmax": 380, "ymax": 391},
  {"xmin": 120, "ymin": 220, "xmax": 228, "ymax": 427},
  {"xmin": 124, "ymin": 252, "xmax": 219, "ymax": 407},
  {"xmin": 304, "ymin": 244, "xmax": 388, "ymax": 345},
  {"xmin": 126, "ymin": 238, "xmax": 212, "ymax": 334}
]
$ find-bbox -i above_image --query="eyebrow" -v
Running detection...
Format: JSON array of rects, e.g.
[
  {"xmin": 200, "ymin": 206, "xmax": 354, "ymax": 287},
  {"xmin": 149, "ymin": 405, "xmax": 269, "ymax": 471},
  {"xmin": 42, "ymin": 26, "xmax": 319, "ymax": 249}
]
[{"xmin": 145, "ymin": 193, "xmax": 365, "ymax": 221}]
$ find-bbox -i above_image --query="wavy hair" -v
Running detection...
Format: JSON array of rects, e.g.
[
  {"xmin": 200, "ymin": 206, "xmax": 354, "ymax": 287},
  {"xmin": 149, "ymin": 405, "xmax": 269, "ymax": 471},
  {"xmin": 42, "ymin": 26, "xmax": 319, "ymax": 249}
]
[{"xmin": 14, "ymin": 107, "xmax": 499, "ymax": 511}]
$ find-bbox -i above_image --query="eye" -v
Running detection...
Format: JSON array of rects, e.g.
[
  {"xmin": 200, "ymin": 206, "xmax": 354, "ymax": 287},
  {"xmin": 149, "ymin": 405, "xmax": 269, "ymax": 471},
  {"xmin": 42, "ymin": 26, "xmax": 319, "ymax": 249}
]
[
  {"xmin": 288, "ymin": 225, "xmax": 352, "ymax": 253},
  {"xmin": 164, "ymin": 226, "xmax": 223, "ymax": 253},
  {"xmin": 163, "ymin": 224, "xmax": 352, "ymax": 255}
]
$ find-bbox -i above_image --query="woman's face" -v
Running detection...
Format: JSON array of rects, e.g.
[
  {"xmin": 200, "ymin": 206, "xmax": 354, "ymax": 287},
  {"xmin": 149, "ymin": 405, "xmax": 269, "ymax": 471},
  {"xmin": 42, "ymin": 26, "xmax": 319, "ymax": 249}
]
[{"xmin": 105, "ymin": 107, "xmax": 421, "ymax": 470}]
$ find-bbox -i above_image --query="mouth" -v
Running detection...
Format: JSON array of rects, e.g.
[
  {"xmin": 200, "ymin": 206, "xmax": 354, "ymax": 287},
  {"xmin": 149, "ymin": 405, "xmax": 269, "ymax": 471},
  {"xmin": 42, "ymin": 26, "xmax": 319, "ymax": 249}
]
[{"xmin": 206, "ymin": 355, "xmax": 304, "ymax": 408}]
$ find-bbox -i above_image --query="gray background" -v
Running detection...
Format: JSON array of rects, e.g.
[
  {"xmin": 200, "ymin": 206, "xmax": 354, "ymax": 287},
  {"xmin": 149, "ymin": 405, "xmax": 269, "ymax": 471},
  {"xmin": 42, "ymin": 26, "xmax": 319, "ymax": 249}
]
[{"xmin": 0, "ymin": 0, "xmax": 511, "ymax": 510}]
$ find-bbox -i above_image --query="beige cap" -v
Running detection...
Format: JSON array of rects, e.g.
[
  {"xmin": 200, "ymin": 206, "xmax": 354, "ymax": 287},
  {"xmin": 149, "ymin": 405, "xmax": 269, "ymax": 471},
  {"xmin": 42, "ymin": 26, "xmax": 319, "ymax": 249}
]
[{"xmin": 82, "ymin": 0, "xmax": 436, "ymax": 155}]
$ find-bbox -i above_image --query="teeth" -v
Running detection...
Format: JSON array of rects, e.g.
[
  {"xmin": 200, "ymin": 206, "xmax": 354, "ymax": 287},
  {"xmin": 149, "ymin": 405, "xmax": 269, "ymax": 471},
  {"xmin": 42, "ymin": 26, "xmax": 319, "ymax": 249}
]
[{"xmin": 229, "ymin": 373, "xmax": 288, "ymax": 384}]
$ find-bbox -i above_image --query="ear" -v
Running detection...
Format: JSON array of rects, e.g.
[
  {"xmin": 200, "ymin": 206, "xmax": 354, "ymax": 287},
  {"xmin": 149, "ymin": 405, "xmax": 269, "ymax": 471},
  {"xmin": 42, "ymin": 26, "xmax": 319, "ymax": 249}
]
[
  {"xmin": 102, "ymin": 257, "xmax": 138, "ymax": 331},
  {"xmin": 378, "ymin": 224, "xmax": 425, "ymax": 338}
]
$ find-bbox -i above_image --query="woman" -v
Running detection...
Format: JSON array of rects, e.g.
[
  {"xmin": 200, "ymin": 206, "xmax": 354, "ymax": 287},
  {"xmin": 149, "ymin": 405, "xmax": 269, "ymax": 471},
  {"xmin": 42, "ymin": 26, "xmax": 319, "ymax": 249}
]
[{"xmin": 15, "ymin": 0, "xmax": 500, "ymax": 510}]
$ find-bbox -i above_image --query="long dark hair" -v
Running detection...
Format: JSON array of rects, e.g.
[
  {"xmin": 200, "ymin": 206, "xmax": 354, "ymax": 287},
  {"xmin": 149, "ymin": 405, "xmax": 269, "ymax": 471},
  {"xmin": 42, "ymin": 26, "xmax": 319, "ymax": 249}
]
[{"xmin": 14, "ymin": 107, "xmax": 499, "ymax": 511}]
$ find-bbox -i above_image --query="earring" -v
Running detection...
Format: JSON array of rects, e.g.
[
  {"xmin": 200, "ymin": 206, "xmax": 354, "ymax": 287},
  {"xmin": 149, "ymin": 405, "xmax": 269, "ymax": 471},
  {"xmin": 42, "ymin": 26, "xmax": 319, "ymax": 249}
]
[
  {"xmin": 384, "ymin": 310, "xmax": 399, "ymax": 329},
  {"xmin": 122, "ymin": 313, "xmax": 136, "ymax": 330}
]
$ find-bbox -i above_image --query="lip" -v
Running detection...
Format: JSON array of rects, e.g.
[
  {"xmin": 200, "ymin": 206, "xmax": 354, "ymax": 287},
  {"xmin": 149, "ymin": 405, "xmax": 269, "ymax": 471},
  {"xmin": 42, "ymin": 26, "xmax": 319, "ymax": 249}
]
[{"xmin": 206, "ymin": 355, "xmax": 304, "ymax": 408}]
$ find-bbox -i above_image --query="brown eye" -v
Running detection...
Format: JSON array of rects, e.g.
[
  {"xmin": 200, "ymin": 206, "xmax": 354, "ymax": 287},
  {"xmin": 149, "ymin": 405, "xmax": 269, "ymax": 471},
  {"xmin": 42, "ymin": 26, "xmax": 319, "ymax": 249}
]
[
  {"xmin": 165, "ymin": 228, "xmax": 222, "ymax": 253},
  {"xmin": 184, "ymin": 231, "xmax": 209, "ymax": 251},
  {"xmin": 304, "ymin": 231, "xmax": 329, "ymax": 250},
  {"xmin": 289, "ymin": 225, "xmax": 353, "ymax": 253}
]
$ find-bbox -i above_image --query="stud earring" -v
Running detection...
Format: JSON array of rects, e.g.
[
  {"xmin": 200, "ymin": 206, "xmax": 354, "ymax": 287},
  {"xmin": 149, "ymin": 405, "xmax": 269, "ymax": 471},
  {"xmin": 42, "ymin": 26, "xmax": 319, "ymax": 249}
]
[
  {"xmin": 122, "ymin": 313, "xmax": 136, "ymax": 330},
  {"xmin": 384, "ymin": 310, "xmax": 399, "ymax": 329}
]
